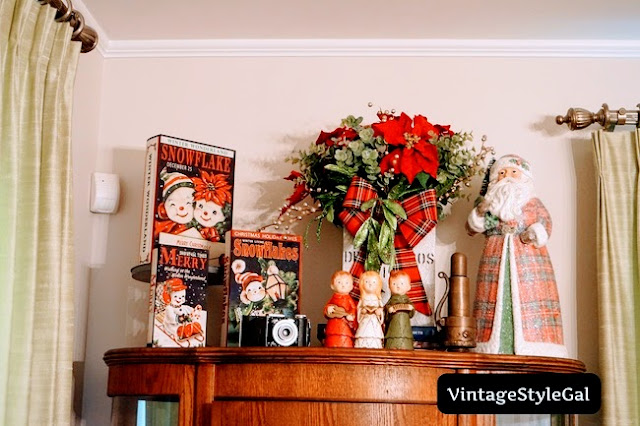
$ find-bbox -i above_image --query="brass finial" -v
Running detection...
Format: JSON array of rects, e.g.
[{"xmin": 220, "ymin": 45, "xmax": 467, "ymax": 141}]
[{"xmin": 556, "ymin": 103, "xmax": 640, "ymax": 131}]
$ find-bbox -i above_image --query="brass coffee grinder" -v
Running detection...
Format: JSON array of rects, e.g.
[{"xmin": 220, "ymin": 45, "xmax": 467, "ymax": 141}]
[{"xmin": 435, "ymin": 252, "xmax": 476, "ymax": 351}]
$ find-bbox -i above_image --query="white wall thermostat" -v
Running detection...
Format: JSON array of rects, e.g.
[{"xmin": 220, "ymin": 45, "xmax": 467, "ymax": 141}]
[{"xmin": 90, "ymin": 172, "xmax": 120, "ymax": 214}]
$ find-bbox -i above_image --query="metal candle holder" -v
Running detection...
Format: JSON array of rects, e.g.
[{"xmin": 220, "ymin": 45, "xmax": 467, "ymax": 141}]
[{"xmin": 436, "ymin": 252, "xmax": 477, "ymax": 351}]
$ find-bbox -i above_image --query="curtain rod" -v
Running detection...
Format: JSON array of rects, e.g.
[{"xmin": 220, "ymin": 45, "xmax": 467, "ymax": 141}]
[
  {"xmin": 39, "ymin": 0, "xmax": 98, "ymax": 53},
  {"xmin": 556, "ymin": 104, "xmax": 640, "ymax": 131}
]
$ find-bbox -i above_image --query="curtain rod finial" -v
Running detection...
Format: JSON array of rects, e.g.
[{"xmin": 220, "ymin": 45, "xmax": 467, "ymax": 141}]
[
  {"xmin": 556, "ymin": 107, "xmax": 596, "ymax": 131},
  {"xmin": 557, "ymin": 104, "xmax": 640, "ymax": 131}
]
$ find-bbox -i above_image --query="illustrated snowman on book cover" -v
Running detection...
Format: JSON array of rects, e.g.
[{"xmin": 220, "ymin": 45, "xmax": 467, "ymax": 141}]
[
  {"xmin": 139, "ymin": 134, "xmax": 236, "ymax": 271},
  {"xmin": 221, "ymin": 230, "xmax": 303, "ymax": 346},
  {"xmin": 148, "ymin": 237, "xmax": 209, "ymax": 348},
  {"xmin": 138, "ymin": 135, "xmax": 236, "ymax": 347}
]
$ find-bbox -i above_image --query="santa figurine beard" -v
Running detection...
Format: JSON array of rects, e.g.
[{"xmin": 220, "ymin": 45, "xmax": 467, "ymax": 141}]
[{"xmin": 483, "ymin": 176, "xmax": 535, "ymax": 222}]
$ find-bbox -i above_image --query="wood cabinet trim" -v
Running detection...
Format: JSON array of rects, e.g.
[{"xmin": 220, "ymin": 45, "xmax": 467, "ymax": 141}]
[{"xmin": 104, "ymin": 347, "xmax": 585, "ymax": 374}]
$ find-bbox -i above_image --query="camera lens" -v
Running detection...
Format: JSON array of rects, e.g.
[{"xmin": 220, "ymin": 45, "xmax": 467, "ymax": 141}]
[{"xmin": 272, "ymin": 319, "xmax": 298, "ymax": 346}]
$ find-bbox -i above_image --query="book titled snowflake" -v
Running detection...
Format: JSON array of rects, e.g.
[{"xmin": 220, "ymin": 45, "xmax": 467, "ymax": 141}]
[{"xmin": 138, "ymin": 134, "xmax": 236, "ymax": 273}]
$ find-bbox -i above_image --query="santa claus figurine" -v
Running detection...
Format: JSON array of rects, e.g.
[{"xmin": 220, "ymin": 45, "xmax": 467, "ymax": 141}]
[{"xmin": 466, "ymin": 154, "xmax": 567, "ymax": 358}]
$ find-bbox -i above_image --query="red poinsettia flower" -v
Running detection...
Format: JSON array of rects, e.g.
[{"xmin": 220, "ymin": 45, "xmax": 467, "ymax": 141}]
[
  {"xmin": 372, "ymin": 112, "xmax": 440, "ymax": 183},
  {"xmin": 435, "ymin": 124, "xmax": 454, "ymax": 137},
  {"xmin": 192, "ymin": 171, "xmax": 232, "ymax": 206},
  {"xmin": 280, "ymin": 171, "xmax": 309, "ymax": 215},
  {"xmin": 315, "ymin": 127, "xmax": 358, "ymax": 147}
]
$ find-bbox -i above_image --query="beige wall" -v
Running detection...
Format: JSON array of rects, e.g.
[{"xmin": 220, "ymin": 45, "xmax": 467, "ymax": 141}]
[
  {"xmin": 73, "ymin": 53, "xmax": 635, "ymax": 425},
  {"xmin": 71, "ymin": 49, "xmax": 104, "ymax": 424}
]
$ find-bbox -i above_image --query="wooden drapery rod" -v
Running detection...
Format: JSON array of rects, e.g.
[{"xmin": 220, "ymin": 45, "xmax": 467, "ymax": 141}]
[
  {"xmin": 40, "ymin": 0, "xmax": 98, "ymax": 53},
  {"xmin": 556, "ymin": 104, "xmax": 640, "ymax": 131}
]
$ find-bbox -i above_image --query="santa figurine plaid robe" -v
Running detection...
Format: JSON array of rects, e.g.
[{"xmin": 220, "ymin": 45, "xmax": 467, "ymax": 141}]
[{"xmin": 468, "ymin": 197, "xmax": 568, "ymax": 357}]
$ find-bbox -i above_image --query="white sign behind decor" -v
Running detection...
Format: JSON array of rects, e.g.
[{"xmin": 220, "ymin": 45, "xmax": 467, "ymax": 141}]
[{"xmin": 342, "ymin": 228, "xmax": 456, "ymax": 327}]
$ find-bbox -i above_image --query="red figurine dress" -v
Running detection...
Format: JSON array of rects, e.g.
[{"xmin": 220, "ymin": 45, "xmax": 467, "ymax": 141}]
[{"xmin": 324, "ymin": 293, "xmax": 357, "ymax": 348}]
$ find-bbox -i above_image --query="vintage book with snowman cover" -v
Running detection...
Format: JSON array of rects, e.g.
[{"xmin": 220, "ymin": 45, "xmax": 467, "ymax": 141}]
[
  {"xmin": 221, "ymin": 230, "xmax": 303, "ymax": 347},
  {"xmin": 147, "ymin": 233, "xmax": 209, "ymax": 347},
  {"xmin": 138, "ymin": 134, "xmax": 235, "ymax": 273}
]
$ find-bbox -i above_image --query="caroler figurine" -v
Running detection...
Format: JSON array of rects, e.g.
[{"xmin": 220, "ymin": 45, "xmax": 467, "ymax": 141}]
[
  {"xmin": 466, "ymin": 154, "xmax": 567, "ymax": 357},
  {"xmin": 384, "ymin": 270, "xmax": 415, "ymax": 350},
  {"xmin": 354, "ymin": 271, "xmax": 385, "ymax": 349},
  {"xmin": 323, "ymin": 271, "xmax": 358, "ymax": 348}
]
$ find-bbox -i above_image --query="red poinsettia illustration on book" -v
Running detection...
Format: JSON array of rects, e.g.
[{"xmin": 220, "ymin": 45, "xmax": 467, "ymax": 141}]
[{"xmin": 189, "ymin": 171, "xmax": 232, "ymax": 242}]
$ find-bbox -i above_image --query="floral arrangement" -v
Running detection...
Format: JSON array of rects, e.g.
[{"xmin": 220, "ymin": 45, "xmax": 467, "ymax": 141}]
[{"xmin": 274, "ymin": 108, "xmax": 491, "ymax": 270}]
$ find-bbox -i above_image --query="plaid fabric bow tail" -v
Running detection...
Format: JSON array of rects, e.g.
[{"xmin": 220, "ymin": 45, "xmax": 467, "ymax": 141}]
[{"xmin": 338, "ymin": 176, "xmax": 438, "ymax": 315}]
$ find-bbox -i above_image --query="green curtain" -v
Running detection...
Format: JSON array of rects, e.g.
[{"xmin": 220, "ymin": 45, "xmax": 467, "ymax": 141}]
[
  {"xmin": 0, "ymin": 0, "xmax": 79, "ymax": 424},
  {"xmin": 593, "ymin": 129, "xmax": 640, "ymax": 425}
]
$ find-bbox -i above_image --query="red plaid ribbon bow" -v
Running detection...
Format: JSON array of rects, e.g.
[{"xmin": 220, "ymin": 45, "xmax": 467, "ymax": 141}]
[{"xmin": 338, "ymin": 176, "xmax": 438, "ymax": 315}]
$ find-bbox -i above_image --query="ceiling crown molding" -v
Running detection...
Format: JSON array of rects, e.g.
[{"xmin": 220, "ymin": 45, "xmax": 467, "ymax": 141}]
[
  {"xmin": 100, "ymin": 38, "xmax": 640, "ymax": 58},
  {"xmin": 71, "ymin": 1, "xmax": 640, "ymax": 59}
]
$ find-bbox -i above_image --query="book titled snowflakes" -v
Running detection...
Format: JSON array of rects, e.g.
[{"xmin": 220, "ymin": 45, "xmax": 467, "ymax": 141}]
[
  {"xmin": 148, "ymin": 233, "xmax": 209, "ymax": 347},
  {"xmin": 138, "ymin": 134, "xmax": 235, "ymax": 273},
  {"xmin": 222, "ymin": 230, "xmax": 303, "ymax": 347}
]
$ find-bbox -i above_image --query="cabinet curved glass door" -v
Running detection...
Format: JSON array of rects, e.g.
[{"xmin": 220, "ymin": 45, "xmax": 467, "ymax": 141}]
[
  {"xmin": 111, "ymin": 396, "xmax": 179, "ymax": 426},
  {"xmin": 497, "ymin": 414, "xmax": 569, "ymax": 425}
]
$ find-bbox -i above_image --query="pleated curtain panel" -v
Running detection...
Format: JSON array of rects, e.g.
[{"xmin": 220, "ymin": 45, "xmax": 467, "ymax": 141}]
[
  {"xmin": 592, "ymin": 129, "xmax": 640, "ymax": 425},
  {"xmin": 0, "ymin": 0, "xmax": 79, "ymax": 424}
]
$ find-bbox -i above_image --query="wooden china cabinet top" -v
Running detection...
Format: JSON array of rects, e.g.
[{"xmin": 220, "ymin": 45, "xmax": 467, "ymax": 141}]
[{"xmin": 104, "ymin": 346, "xmax": 585, "ymax": 373}]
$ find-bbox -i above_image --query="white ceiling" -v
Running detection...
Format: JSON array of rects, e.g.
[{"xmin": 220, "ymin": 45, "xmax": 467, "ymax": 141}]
[{"xmin": 80, "ymin": 0, "xmax": 640, "ymax": 42}]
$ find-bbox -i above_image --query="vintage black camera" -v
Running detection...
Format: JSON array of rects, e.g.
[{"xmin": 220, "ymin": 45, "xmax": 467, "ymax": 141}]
[{"xmin": 239, "ymin": 314, "xmax": 311, "ymax": 347}]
